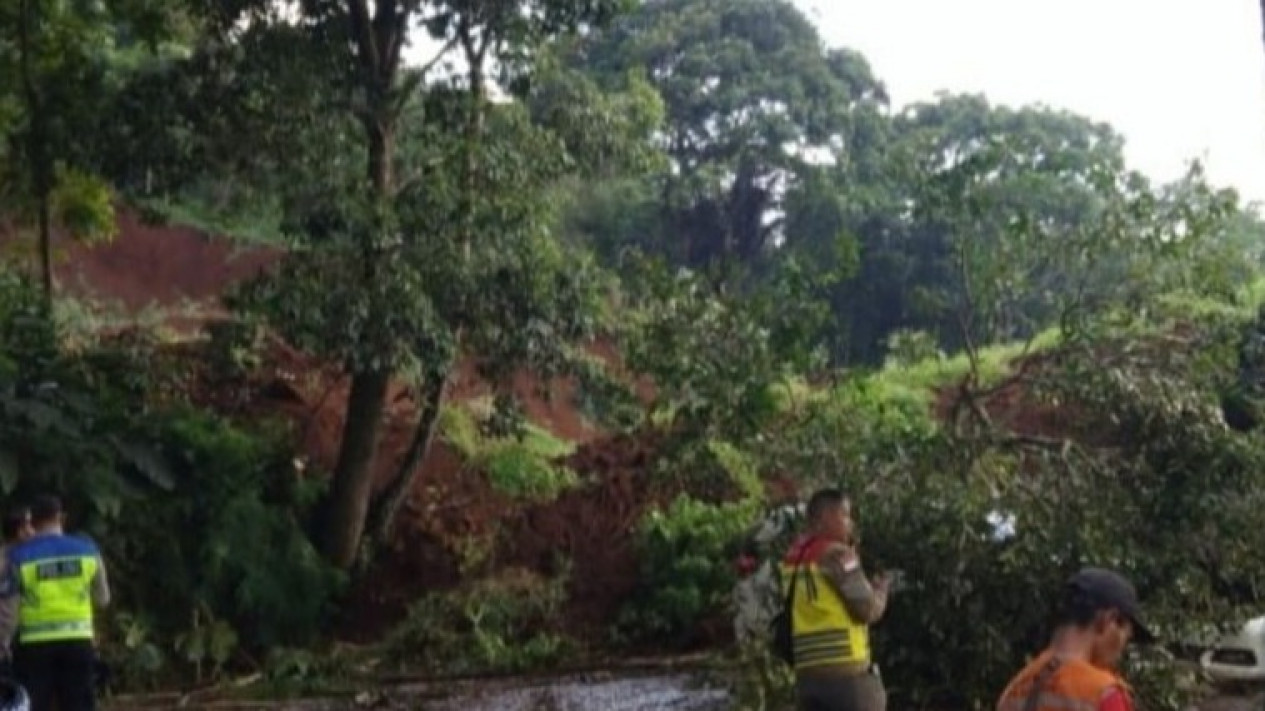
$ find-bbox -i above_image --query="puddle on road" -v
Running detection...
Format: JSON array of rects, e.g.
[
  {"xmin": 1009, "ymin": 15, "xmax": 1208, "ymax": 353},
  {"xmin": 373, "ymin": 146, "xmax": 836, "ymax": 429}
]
[{"xmin": 416, "ymin": 672, "xmax": 730, "ymax": 711}]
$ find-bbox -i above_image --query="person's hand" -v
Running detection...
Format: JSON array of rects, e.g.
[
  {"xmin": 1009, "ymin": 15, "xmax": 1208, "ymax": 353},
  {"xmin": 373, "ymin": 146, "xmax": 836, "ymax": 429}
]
[{"xmin": 839, "ymin": 544, "xmax": 859, "ymax": 569}]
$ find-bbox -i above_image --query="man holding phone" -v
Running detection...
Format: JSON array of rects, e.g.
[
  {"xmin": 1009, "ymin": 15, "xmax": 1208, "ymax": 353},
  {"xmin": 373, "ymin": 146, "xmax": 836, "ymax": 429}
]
[{"xmin": 780, "ymin": 488, "xmax": 891, "ymax": 711}]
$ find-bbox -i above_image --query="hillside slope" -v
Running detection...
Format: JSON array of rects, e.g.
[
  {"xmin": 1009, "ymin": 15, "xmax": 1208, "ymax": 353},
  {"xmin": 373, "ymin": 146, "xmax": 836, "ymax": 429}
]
[{"xmin": 24, "ymin": 208, "xmax": 694, "ymax": 641}]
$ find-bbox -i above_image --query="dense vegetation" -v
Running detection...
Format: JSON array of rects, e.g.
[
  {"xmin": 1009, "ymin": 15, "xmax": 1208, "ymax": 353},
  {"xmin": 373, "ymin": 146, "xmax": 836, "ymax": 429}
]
[{"xmin": 3, "ymin": 0, "xmax": 1265, "ymax": 708}]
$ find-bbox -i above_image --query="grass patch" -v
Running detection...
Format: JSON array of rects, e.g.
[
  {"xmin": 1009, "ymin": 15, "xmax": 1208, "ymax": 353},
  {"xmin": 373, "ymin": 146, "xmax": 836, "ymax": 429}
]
[
  {"xmin": 1151, "ymin": 281, "xmax": 1265, "ymax": 326},
  {"xmin": 137, "ymin": 193, "xmax": 286, "ymax": 246},
  {"xmin": 439, "ymin": 403, "xmax": 579, "ymax": 501},
  {"xmin": 871, "ymin": 327, "xmax": 1062, "ymax": 397}
]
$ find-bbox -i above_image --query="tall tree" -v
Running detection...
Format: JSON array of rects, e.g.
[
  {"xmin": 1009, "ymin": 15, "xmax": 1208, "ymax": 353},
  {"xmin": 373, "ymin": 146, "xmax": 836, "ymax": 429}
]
[
  {"xmin": 173, "ymin": 0, "xmax": 631, "ymax": 570},
  {"xmin": 820, "ymin": 93, "xmax": 1135, "ymax": 361},
  {"xmin": 557, "ymin": 0, "xmax": 888, "ymax": 272}
]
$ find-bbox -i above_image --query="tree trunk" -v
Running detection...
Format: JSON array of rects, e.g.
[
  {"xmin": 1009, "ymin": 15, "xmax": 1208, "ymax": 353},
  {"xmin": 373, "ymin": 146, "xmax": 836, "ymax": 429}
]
[
  {"xmin": 320, "ymin": 103, "xmax": 396, "ymax": 569},
  {"xmin": 18, "ymin": 0, "xmax": 53, "ymax": 302},
  {"xmin": 36, "ymin": 187, "xmax": 52, "ymax": 301},
  {"xmin": 322, "ymin": 368, "xmax": 391, "ymax": 569},
  {"xmin": 364, "ymin": 370, "xmax": 451, "ymax": 553}
]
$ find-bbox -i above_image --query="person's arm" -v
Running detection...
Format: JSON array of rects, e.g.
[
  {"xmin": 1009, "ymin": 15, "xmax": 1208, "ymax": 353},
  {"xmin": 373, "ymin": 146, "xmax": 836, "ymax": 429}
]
[
  {"xmin": 91, "ymin": 554, "xmax": 110, "ymax": 608},
  {"xmin": 1099, "ymin": 687, "xmax": 1133, "ymax": 711},
  {"xmin": 817, "ymin": 541, "xmax": 889, "ymax": 623}
]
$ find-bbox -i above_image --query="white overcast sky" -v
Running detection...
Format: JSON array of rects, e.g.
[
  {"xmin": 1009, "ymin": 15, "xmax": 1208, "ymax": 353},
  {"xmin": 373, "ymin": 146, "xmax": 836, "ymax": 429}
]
[
  {"xmin": 801, "ymin": 0, "xmax": 1265, "ymax": 206},
  {"xmin": 406, "ymin": 1, "xmax": 1265, "ymax": 205}
]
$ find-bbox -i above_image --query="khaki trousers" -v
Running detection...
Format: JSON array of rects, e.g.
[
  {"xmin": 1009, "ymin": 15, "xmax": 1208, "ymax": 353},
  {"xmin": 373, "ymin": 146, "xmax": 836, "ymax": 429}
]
[{"xmin": 795, "ymin": 667, "xmax": 886, "ymax": 711}]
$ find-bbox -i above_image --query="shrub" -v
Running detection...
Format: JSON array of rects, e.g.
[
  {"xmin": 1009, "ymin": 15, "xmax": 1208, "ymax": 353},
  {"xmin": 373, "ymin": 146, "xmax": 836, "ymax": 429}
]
[
  {"xmin": 618, "ymin": 495, "xmax": 759, "ymax": 645},
  {"xmin": 384, "ymin": 566, "xmax": 572, "ymax": 674},
  {"xmin": 0, "ymin": 277, "xmax": 341, "ymax": 687},
  {"xmin": 112, "ymin": 410, "xmax": 343, "ymax": 653},
  {"xmin": 440, "ymin": 403, "xmax": 579, "ymax": 500},
  {"xmin": 485, "ymin": 443, "xmax": 578, "ymax": 499}
]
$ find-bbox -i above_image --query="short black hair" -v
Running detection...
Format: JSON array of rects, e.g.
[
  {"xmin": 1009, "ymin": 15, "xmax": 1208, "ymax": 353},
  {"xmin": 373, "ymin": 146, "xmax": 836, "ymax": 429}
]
[
  {"xmin": 806, "ymin": 488, "xmax": 848, "ymax": 523},
  {"xmin": 1051, "ymin": 585, "xmax": 1103, "ymax": 629},
  {"xmin": 1, "ymin": 508, "xmax": 28, "ymax": 541},
  {"xmin": 29, "ymin": 495, "xmax": 62, "ymax": 527}
]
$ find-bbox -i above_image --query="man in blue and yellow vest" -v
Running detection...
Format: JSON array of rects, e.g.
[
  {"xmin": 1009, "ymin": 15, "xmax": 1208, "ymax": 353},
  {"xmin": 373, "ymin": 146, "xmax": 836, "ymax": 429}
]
[
  {"xmin": 0, "ymin": 495, "xmax": 109, "ymax": 711},
  {"xmin": 781, "ymin": 488, "xmax": 890, "ymax": 711}
]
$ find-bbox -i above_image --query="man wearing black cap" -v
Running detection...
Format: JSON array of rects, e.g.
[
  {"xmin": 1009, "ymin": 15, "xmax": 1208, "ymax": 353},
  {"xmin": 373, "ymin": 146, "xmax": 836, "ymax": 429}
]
[{"xmin": 995, "ymin": 567, "xmax": 1153, "ymax": 711}]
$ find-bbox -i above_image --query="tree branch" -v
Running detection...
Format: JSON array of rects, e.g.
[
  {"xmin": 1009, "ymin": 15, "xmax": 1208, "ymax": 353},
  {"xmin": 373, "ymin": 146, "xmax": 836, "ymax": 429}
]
[
  {"xmin": 417, "ymin": 34, "xmax": 458, "ymax": 76},
  {"xmin": 374, "ymin": 0, "xmax": 406, "ymax": 85},
  {"xmin": 347, "ymin": 0, "xmax": 379, "ymax": 77}
]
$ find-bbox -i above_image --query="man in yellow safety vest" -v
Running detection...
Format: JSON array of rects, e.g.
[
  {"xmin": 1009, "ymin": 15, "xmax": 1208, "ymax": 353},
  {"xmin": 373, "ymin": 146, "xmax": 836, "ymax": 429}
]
[
  {"xmin": 0, "ymin": 495, "xmax": 110, "ymax": 711},
  {"xmin": 780, "ymin": 488, "xmax": 891, "ymax": 711}
]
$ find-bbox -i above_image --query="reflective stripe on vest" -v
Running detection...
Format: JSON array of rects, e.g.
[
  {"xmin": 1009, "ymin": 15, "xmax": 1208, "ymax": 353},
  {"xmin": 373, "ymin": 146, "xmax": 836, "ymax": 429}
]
[
  {"xmin": 17, "ymin": 554, "xmax": 98, "ymax": 644},
  {"xmin": 780, "ymin": 540, "xmax": 870, "ymax": 669}
]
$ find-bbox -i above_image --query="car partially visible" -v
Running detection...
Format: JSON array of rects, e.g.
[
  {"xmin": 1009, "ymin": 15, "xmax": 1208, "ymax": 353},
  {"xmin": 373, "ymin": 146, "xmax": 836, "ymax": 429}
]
[{"xmin": 1200, "ymin": 615, "xmax": 1265, "ymax": 683}]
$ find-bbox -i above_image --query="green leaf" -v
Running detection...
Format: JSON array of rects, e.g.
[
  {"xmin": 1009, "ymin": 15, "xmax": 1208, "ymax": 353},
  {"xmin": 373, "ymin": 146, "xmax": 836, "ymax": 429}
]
[{"xmin": 110, "ymin": 437, "xmax": 176, "ymax": 491}]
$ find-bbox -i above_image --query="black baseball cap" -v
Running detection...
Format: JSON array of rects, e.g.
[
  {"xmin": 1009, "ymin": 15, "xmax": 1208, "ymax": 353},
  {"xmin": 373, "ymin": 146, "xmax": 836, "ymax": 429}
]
[{"xmin": 1068, "ymin": 567, "xmax": 1155, "ymax": 644}]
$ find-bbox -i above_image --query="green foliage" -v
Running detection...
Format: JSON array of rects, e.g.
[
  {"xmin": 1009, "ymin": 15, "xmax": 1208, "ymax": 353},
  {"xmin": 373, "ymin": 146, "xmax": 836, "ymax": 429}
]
[
  {"xmin": 706, "ymin": 440, "xmax": 763, "ymax": 502},
  {"xmin": 95, "ymin": 408, "xmax": 343, "ymax": 685},
  {"xmin": 0, "ymin": 273, "xmax": 341, "ymax": 688},
  {"xmin": 881, "ymin": 328, "xmax": 942, "ymax": 367},
  {"xmin": 439, "ymin": 403, "xmax": 579, "ymax": 501},
  {"xmin": 485, "ymin": 444, "xmax": 578, "ymax": 501},
  {"xmin": 741, "ymin": 317, "xmax": 1264, "ymax": 710},
  {"xmin": 872, "ymin": 328, "xmax": 1062, "ymax": 397},
  {"xmin": 618, "ymin": 495, "xmax": 760, "ymax": 645},
  {"xmin": 384, "ymin": 567, "xmax": 572, "ymax": 675},
  {"xmin": 557, "ymin": 0, "xmax": 887, "ymax": 270},
  {"xmin": 621, "ymin": 254, "xmax": 835, "ymax": 439},
  {"xmin": 137, "ymin": 189, "xmax": 285, "ymax": 246},
  {"xmin": 140, "ymin": 412, "xmax": 343, "ymax": 645},
  {"xmin": 173, "ymin": 604, "xmax": 238, "ymax": 683},
  {"xmin": 0, "ymin": 0, "xmax": 186, "ymax": 292},
  {"xmin": 757, "ymin": 373, "xmax": 940, "ymax": 492}
]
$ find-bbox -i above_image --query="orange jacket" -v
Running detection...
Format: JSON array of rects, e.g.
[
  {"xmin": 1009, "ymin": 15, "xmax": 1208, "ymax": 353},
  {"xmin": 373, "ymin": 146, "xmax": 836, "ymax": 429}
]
[{"xmin": 996, "ymin": 651, "xmax": 1133, "ymax": 711}]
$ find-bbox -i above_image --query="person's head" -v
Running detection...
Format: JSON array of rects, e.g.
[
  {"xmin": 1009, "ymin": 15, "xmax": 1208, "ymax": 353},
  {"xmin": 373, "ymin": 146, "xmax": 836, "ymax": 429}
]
[
  {"xmin": 1052, "ymin": 567, "xmax": 1154, "ymax": 668},
  {"xmin": 28, "ymin": 495, "xmax": 64, "ymax": 534},
  {"xmin": 1, "ymin": 507, "xmax": 31, "ymax": 543},
  {"xmin": 805, "ymin": 488, "xmax": 854, "ymax": 544}
]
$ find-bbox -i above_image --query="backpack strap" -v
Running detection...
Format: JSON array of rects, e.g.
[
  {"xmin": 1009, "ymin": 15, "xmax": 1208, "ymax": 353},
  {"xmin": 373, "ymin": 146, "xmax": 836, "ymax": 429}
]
[
  {"xmin": 1023, "ymin": 656, "xmax": 1065, "ymax": 711},
  {"xmin": 782, "ymin": 538, "xmax": 816, "ymax": 625}
]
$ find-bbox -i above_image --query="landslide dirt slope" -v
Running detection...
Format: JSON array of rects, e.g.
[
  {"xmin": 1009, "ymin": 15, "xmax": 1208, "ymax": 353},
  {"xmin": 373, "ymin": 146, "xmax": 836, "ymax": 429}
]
[{"xmin": 35, "ymin": 208, "xmax": 685, "ymax": 641}]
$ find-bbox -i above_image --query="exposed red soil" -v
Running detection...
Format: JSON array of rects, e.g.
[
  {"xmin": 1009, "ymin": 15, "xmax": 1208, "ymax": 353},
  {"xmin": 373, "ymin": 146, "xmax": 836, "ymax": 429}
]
[
  {"xmin": 28, "ymin": 207, "xmax": 771, "ymax": 647},
  {"xmin": 1, "ymin": 208, "xmax": 282, "ymax": 311},
  {"xmin": 182, "ymin": 336, "xmax": 685, "ymax": 642},
  {"xmin": 930, "ymin": 351, "xmax": 1126, "ymax": 448},
  {"xmin": 501, "ymin": 431, "xmax": 674, "ymax": 635},
  {"xmin": 43, "ymin": 210, "xmax": 670, "ymax": 641}
]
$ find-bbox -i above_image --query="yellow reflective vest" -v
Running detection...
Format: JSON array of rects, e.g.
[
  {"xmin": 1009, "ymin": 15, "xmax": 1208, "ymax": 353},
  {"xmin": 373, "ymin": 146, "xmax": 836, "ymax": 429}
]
[
  {"xmin": 5, "ymin": 533, "xmax": 101, "ymax": 644},
  {"xmin": 779, "ymin": 536, "xmax": 870, "ymax": 670}
]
